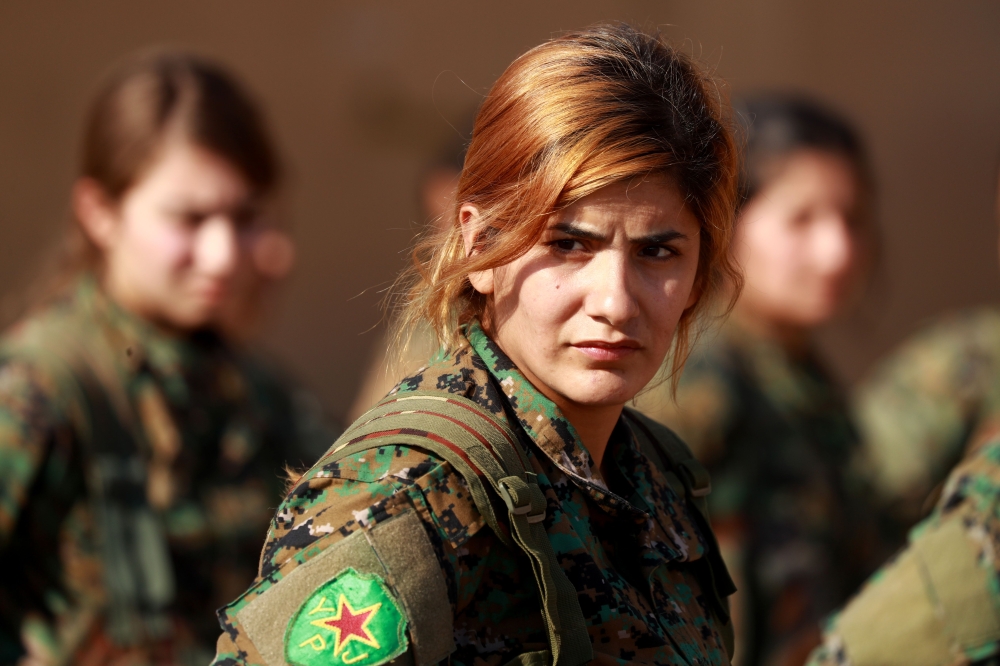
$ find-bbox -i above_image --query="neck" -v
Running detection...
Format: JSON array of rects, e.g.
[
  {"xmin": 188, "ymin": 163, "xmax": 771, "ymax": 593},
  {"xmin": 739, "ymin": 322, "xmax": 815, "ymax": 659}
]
[
  {"xmin": 556, "ymin": 400, "xmax": 623, "ymax": 470},
  {"xmin": 732, "ymin": 304, "xmax": 811, "ymax": 355},
  {"xmin": 100, "ymin": 272, "xmax": 185, "ymax": 339}
]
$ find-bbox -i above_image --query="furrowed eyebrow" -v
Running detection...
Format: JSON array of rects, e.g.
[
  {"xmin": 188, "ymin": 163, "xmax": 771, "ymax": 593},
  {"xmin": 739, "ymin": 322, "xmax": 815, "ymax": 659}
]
[
  {"xmin": 549, "ymin": 222, "xmax": 690, "ymax": 245},
  {"xmin": 549, "ymin": 222, "xmax": 607, "ymax": 242},
  {"xmin": 629, "ymin": 230, "xmax": 688, "ymax": 244}
]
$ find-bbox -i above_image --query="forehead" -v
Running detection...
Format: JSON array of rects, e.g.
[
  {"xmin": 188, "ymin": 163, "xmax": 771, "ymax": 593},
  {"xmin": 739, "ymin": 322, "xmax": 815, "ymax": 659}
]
[
  {"xmin": 764, "ymin": 151, "xmax": 859, "ymax": 198},
  {"xmin": 557, "ymin": 176, "xmax": 697, "ymax": 231},
  {"xmin": 134, "ymin": 140, "xmax": 253, "ymax": 205}
]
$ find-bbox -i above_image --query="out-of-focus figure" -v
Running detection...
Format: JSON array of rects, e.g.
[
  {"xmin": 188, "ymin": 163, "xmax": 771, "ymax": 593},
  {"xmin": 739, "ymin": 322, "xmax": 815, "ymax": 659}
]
[
  {"xmin": 345, "ymin": 132, "xmax": 466, "ymax": 422},
  {"xmin": 853, "ymin": 175, "xmax": 1000, "ymax": 529},
  {"xmin": 634, "ymin": 94, "xmax": 881, "ymax": 666},
  {"xmin": 806, "ymin": 433, "xmax": 1000, "ymax": 666},
  {"xmin": 0, "ymin": 51, "xmax": 335, "ymax": 666}
]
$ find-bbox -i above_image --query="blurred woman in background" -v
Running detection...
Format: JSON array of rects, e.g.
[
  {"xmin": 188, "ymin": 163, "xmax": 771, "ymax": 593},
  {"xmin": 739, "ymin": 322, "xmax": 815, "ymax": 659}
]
[
  {"xmin": 634, "ymin": 94, "xmax": 882, "ymax": 666},
  {"xmin": 0, "ymin": 51, "xmax": 333, "ymax": 665}
]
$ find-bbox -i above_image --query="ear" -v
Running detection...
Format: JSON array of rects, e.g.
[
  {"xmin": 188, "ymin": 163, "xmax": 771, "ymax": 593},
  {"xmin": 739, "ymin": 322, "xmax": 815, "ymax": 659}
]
[
  {"xmin": 73, "ymin": 178, "xmax": 119, "ymax": 251},
  {"xmin": 459, "ymin": 203, "xmax": 494, "ymax": 295}
]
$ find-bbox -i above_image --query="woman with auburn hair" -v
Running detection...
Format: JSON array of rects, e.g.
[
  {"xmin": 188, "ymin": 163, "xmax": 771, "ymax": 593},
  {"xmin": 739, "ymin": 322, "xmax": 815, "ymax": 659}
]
[
  {"xmin": 0, "ymin": 52, "xmax": 333, "ymax": 665},
  {"xmin": 215, "ymin": 24, "xmax": 740, "ymax": 666}
]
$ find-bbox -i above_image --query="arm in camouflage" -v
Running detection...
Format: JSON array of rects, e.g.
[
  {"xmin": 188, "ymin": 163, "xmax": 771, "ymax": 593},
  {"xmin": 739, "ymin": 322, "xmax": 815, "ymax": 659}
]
[
  {"xmin": 0, "ymin": 356, "xmax": 76, "ymax": 547},
  {"xmin": 212, "ymin": 444, "xmax": 498, "ymax": 666},
  {"xmin": 853, "ymin": 309, "xmax": 1000, "ymax": 526},
  {"xmin": 807, "ymin": 436, "xmax": 1000, "ymax": 666}
]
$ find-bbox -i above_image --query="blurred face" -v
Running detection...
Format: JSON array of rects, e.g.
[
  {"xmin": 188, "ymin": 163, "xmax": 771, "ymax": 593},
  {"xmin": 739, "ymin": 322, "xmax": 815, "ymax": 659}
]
[
  {"xmin": 465, "ymin": 176, "xmax": 701, "ymax": 412},
  {"xmin": 736, "ymin": 149, "xmax": 865, "ymax": 330},
  {"xmin": 80, "ymin": 140, "xmax": 264, "ymax": 331}
]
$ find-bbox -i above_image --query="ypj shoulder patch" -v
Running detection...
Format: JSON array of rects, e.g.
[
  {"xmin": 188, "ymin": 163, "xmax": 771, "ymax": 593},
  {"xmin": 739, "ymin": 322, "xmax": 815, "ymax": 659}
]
[{"xmin": 285, "ymin": 567, "xmax": 408, "ymax": 666}]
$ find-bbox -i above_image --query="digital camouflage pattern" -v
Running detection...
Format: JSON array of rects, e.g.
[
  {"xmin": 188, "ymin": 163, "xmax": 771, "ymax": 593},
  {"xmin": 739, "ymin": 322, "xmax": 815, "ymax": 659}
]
[
  {"xmin": 633, "ymin": 319, "xmax": 884, "ymax": 666},
  {"xmin": 0, "ymin": 276, "xmax": 335, "ymax": 665},
  {"xmin": 806, "ymin": 435, "xmax": 1000, "ymax": 666},
  {"xmin": 853, "ymin": 307, "xmax": 1000, "ymax": 529},
  {"xmin": 214, "ymin": 322, "xmax": 734, "ymax": 666}
]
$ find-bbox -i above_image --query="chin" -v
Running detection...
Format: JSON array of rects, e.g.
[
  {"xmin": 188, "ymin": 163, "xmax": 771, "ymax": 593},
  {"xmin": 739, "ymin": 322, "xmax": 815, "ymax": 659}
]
[
  {"xmin": 166, "ymin": 307, "xmax": 216, "ymax": 332},
  {"xmin": 797, "ymin": 304, "xmax": 839, "ymax": 328},
  {"xmin": 558, "ymin": 371, "xmax": 641, "ymax": 407}
]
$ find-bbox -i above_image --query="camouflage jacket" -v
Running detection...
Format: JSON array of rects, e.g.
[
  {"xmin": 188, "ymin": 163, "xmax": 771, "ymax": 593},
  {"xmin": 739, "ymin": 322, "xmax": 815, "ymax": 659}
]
[
  {"xmin": 213, "ymin": 322, "xmax": 734, "ymax": 666},
  {"xmin": 807, "ymin": 435, "xmax": 1000, "ymax": 666},
  {"xmin": 633, "ymin": 319, "xmax": 883, "ymax": 666},
  {"xmin": 853, "ymin": 307, "xmax": 1000, "ymax": 529},
  {"xmin": 0, "ymin": 276, "xmax": 334, "ymax": 665}
]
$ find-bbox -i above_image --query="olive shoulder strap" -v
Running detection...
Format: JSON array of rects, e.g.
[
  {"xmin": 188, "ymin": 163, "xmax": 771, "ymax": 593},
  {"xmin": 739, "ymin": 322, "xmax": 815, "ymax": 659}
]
[{"xmin": 323, "ymin": 390, "xmax": 593, "ymax": 666}]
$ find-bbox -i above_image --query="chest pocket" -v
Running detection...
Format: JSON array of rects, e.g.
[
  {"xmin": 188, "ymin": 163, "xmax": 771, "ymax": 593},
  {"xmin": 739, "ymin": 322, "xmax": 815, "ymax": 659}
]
[{"xmin": 622, "ymin": 408, "xmax": 737, "ymax": 660}]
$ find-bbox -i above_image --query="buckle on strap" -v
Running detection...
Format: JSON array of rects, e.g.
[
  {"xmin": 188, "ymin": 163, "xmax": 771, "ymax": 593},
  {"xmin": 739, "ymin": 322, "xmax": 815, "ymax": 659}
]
[{"xmin": 498, "ymin": 476, "xmax": 547, "ymax": 524}]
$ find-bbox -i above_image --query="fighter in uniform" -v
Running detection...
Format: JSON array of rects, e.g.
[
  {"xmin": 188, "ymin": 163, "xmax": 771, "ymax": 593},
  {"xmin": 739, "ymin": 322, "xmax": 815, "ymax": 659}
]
[
  {"xmin": 213, "ymin": 24, "xmax": 742, "ymax": 666},
  {"xmin": 0, "ymin": 51, "xmax": 334, "ymax": 665}
]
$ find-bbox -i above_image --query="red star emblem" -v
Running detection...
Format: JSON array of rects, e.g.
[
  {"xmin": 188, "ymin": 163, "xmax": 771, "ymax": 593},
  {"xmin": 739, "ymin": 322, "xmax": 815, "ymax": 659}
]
[{"xmin": 310, "ymin": 594, "xmax": 381, "ymax": 656}]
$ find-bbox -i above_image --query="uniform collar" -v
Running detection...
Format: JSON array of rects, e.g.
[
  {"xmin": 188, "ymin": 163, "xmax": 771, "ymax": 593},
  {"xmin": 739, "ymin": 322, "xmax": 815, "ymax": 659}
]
[
  {"xmin": 464, "ymin": 322, "xmax": 705, "ymax": 551},
  {"xmin": 74, "ymin": 274, "xmax": 221, "ymax": 382},
  {"xmin": 465, "ymin": 321, "xmax": 607, "ymax": 485}
]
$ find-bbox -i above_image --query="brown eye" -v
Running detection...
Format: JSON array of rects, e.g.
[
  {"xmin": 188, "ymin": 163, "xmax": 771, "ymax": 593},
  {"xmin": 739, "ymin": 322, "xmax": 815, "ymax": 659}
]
[
  {"xmin": 180, "ymin": 212, "xmax": 206, "ymax": 228},
  {"xmin": 554, "ymin": 239, "xmax": 584, "ymax": 251},
  {"xmin": 640, "ymin": 245, "xmax": 672, "ymax": 258}
]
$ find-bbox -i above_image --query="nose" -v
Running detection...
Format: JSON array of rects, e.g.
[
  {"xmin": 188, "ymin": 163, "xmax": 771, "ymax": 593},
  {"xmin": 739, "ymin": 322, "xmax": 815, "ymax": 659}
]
[
  {"xmin": 814, "ymin": 212, "xmax": 856, "ymax": 277},
  {"xmin": 195, "ymin": 216, "xmax": 239, "ymax": 278},
  {"xmin": 583, "ymin": 250, "xmax": 640, "ymax": 326}
]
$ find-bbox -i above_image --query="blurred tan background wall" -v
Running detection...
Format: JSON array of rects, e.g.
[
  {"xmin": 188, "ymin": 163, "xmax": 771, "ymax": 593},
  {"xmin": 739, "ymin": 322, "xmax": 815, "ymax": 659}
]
[{"xmin": 1, "ymin": 1, "xmax": 998, "ymax": 420}]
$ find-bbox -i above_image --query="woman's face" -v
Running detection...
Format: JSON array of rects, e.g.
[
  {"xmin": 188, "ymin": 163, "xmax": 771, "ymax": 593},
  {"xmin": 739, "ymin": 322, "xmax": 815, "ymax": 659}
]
[
  {"xmin": 736, "ymin": 149, "xmax": 866, "ymax": 330},
  {"xmin": 81, "ymin": 140, "xmax": 264, "ymax": 331},
  {"xmin": 466, "ymin": 176, "xmax": 702, "ymax": 411}
]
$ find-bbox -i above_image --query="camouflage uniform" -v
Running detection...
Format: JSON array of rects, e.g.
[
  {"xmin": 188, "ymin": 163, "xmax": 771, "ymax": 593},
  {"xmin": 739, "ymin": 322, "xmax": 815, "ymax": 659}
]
[
  {"xmin": 0, "ymin": 276, "xmax": 334, "ymax": 665},
  {"xmin": 633, "ymin": 319, "xmax": 883, "ymax": 666},
  {"xmin": 853, "ymin": 307, "xmax": 1000, "ymax": 529},
  {"xmin": 213, "ymin": 322, "xmax": 735, "ymax": 666},
  {"xmin": 806, "ymin": 435, "xmax": 1000, "ymax": 666}
]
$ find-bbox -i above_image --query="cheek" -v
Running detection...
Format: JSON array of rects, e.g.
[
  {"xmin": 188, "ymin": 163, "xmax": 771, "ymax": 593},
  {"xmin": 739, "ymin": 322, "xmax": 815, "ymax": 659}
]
[
  {"xmin": 121, "ymin": 218, "xmax": 192, "ymax": 272},
  {"xmin": 741, "ymin": 224, "xmax": 804, "ymax": 294},
  {"xmin": 644, "ymin": 262, "xmax": 698, "ymax": 337},
  {"xmin": 501, "ymin": 264, "xmax": 580, "ymax": 329}
]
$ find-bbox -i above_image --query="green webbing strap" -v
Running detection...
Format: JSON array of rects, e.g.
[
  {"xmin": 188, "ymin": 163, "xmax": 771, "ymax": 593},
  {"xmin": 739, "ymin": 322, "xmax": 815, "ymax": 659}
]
[
  {"xmin": 622, "ymin": 408, "xmax": 737, "ymax": 658},
  {"xmin": 327, "ymin": 391, "xmax": 593, "ymax": 666}
]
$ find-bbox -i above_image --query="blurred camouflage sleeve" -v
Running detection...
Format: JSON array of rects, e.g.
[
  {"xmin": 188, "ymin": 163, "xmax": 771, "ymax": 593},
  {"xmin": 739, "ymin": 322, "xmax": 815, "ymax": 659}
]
[
  {"xmin": 853, "ymin": 310, "xmax": 1000, "ymax": 516},
  {"xmin": 807, "ymin": 437, "xmax": 1000, "ymax": 666},
  {"xmin": 213, "ymin": 445, "xmax": 482, "ymax": 665},
  {"xmin": 0, "ymin": 359, "xmax": 67, "ymax": 546}
]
